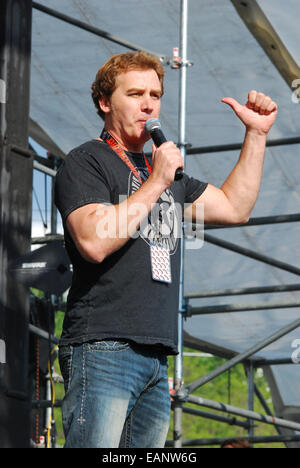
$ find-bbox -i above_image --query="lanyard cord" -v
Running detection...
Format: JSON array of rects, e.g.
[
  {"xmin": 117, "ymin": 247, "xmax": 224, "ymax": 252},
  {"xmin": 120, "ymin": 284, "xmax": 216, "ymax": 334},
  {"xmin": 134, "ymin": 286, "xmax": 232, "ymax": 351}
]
[{"xmin": 100, "ymin": 129, "xmax": 151, "ymax": 185}]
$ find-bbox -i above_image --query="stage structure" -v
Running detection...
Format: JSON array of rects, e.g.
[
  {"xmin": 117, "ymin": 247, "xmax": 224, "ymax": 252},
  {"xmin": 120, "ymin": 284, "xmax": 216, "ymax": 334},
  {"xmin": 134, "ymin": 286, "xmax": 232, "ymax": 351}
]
[
  {"xmin": 0, "ymin": 0, "xmax": 33, "ymax": 448},
  {"xmin": 0, "ymin": 0, "xmax": 300, "ymax": 447}
]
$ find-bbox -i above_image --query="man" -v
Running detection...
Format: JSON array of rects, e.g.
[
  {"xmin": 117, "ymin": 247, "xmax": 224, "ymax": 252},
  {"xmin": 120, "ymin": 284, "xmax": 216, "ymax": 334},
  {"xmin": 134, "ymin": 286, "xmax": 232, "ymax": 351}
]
[{"xmin": 55, "ymin": 51, "xmax": 277, "ymax": 448}]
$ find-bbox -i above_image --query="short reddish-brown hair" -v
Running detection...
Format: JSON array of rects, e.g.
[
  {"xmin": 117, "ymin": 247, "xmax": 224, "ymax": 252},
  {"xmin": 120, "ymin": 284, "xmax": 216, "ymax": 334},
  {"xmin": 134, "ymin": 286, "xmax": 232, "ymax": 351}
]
[
  {"xmin": 91, "ymin": 51, "xmax": 165, "ymax": 120},
  {"xmin": 221, "ymin": 439, "xmax": 252, "ymax": 448}
]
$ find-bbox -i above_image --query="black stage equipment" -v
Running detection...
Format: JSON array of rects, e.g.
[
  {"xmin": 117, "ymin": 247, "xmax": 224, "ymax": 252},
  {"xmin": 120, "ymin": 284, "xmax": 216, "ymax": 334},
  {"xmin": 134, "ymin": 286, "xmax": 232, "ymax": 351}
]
[
  {"xmin": 8, "ymin": 240, "xmax": 72, "ymax": 447},
  {"xmin": 8, "ymin": 240, "xmax": 72, "ymax": 296}
]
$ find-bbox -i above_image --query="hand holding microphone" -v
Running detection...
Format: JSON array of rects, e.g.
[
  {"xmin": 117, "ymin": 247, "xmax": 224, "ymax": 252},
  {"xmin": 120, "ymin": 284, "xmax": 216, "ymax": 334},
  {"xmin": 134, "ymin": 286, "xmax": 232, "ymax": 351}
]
[{"xmin": 145, "ymin": 119, "xmax": 184, "ymax": 181}]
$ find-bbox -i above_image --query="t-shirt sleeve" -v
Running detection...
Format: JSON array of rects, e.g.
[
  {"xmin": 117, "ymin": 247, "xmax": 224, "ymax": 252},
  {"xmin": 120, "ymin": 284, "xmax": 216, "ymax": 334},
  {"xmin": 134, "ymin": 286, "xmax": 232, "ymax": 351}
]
[
  {"xmin": 55, "ymin": 148, "xmax": 112, "ymax": 223},
  {"xmin": 182, "ymin": 173, "xmax": 208, "ymax": 204}
]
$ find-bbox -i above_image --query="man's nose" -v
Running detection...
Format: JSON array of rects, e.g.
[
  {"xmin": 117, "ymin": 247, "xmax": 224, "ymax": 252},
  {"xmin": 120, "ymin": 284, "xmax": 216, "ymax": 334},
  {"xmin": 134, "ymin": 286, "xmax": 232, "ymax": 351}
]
[{"xmin": 141, "ymin": 94, "xmax": 154, "ymax": 112}]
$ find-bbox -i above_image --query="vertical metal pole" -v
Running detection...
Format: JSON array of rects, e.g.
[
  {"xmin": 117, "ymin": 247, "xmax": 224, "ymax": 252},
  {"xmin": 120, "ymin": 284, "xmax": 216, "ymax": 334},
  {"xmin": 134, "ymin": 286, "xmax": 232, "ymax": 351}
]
[
  {"xmin": 173, "ymin": 0, "xmax": 188, "ymax": 449},
  {"xmin": 50, "ymin": 158, "xmax": 58, "ymax": 234},
  {"xmin": 247, "ymin": 362, "xmax": 255, "ymax": 442}
]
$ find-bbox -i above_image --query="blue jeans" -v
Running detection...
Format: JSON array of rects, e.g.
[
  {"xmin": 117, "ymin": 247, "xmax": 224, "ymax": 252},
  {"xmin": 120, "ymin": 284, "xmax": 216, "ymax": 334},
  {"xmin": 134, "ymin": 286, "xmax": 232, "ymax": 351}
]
[{"xmin": 59, "ymin": 340, "xmax": 171, "ymax": 448}]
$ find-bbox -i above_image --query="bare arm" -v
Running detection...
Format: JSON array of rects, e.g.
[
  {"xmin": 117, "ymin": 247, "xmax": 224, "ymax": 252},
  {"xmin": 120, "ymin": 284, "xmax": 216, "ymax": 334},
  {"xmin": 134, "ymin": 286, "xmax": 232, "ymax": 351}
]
[{"xmin": 185, "ymin": 91, "xmax": 278, "ymax": 225}]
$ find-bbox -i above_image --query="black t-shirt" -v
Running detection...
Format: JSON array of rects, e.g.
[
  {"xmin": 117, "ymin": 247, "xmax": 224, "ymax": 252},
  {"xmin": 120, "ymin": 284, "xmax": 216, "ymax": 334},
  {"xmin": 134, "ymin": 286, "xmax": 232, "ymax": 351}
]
[{"xmin": 55, "ymin": 139, "xmax": 207, "ymax": 354}]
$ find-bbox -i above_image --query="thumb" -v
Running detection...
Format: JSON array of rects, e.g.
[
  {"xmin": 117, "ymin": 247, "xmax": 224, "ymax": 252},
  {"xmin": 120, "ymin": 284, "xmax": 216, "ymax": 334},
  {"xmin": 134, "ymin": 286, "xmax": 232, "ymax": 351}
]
[{"xmin": 221, "ymin": 97, "xmax": 243, "ymax": 115}]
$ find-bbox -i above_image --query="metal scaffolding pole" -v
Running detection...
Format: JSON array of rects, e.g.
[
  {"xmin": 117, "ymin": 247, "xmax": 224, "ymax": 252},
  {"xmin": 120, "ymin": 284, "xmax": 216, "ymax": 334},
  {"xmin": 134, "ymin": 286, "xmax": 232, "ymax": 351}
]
[
  {"xmin": 188, "ymin": 299, "xmax": 300, "ymax": 316},
  {"xmin": 185, "ymin": 282, "xmax": 300, "ymax": 299},
  {"xmin": 187, "ymin": 394, "xmax": 300, "ymax": 432},
  {"xmin": 166, "ymin": 434, "xmax": 300, "ymax": 447},
  {"xmin": 28, "ymin": 324, "xmax": 59, "ymax": 345},
  {"xmin": 254, "ymin": 384, "xmax": 284, "ymax": 437},
  {"xmin": 204, "ymin": 212, "xmax": 300, "ymax": 230},
  {"xmin": 186, "ymin": 316, "xmax": 300, "ymax": 394},
  {"xmin": 186, "ymin": 135, "xmax": 300, "ymax": 155},
  {"xmin": 173, "ymin": 0, "xmax": 189, "ymax": 449},
  {"xmin": 246, "ymin": 362, "xmax": 255, "ymax": 440},
  {"xmin": 180, "ymin": 405, "xmax": 250, "ymax": 429},
  {"xmin": 0, "ymin": 0, "xmax": 33, "ymax": 448},
  {"xmin": 32, "ymin": 1, "xmax": 170, "ymax": 63},
  {"xmin": 33, "ymin": 159, "xmax": 56, "ymax": 177},
  {"xmin": 204, "ymin": 233, "xmax": 300, "ymax": 276},
  {"xmin": 253, "ymin": 357, "xmax": 296, "ymax": 367}
]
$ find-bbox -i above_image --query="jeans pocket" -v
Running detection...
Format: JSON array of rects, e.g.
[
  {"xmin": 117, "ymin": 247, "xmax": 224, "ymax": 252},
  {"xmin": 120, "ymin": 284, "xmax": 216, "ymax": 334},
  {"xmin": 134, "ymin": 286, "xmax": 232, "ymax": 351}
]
[
  {"xmin": 85, "ymin": 340, "xmax": 130, "ymax": 352},
  {"xmin": 59, "ymin": 345, "xmax": 73, "ymax": 392}
]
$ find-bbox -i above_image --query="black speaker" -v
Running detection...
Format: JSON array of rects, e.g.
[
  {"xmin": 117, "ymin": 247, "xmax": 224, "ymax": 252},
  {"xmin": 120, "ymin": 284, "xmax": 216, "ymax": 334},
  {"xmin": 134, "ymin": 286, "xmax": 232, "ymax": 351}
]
[{"xmin": 8, "ymin": 240, "xmax": 72, "ymax": 296}]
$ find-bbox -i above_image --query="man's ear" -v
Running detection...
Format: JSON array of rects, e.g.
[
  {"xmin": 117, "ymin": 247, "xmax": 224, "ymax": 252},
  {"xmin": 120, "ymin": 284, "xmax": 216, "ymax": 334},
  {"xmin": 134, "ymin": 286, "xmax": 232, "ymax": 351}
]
[{"xmin": 98, "ymin": 95, "xmax": 111, "ymax": 115}]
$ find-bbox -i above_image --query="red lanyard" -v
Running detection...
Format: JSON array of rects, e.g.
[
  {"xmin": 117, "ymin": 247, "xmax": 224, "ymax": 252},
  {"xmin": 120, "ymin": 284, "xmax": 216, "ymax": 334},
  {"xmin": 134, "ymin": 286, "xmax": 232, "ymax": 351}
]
[{"xmin": 100, "ymin": 129, "xmax": 151, "ymax": 185}]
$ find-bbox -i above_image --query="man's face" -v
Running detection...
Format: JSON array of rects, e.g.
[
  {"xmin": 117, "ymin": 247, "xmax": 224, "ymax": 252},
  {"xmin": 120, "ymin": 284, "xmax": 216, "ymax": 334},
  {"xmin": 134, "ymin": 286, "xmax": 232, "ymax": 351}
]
[{"xmin": 100, "ymin": 69, "xmax": 162, "ymax": 152}]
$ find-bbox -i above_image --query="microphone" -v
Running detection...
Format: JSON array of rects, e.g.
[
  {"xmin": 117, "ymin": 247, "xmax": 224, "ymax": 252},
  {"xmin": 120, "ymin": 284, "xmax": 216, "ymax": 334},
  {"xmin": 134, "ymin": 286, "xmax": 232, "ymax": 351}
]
[{"xmin": 145, "ymin": 119, "xmax": 183, "ymax": 181}]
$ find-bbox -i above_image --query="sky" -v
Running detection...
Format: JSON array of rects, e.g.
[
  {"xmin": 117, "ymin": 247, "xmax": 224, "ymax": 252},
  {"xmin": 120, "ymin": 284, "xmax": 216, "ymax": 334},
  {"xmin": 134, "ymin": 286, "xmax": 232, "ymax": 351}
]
[{"xmin": 30, "ymin": 138, "xmax": 63, "ymax": 240}]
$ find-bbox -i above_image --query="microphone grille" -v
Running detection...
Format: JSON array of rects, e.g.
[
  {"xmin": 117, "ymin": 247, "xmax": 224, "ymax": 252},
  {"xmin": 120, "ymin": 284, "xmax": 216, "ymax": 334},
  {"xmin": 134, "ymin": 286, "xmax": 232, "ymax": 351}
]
[{"xmin": 145, "ymin": 118, "xmax": 161, "ymax": 132}]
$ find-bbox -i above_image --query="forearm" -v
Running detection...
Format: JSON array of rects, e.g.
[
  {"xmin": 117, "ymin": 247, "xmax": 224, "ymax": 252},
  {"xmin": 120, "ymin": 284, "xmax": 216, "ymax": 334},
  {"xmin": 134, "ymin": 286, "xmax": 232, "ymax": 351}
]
[
  {"xmin": 190, "ymin": 91, "xmax": 277, "ymax": 226},
  {"xmin": 221, "ymin": 128, "xmax": 267, "ymax": 222}
]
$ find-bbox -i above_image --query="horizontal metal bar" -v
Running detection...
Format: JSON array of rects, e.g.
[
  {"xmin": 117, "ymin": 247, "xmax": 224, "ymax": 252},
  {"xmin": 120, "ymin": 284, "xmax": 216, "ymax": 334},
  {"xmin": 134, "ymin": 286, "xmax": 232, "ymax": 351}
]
[
  {"xmin": 31, "ymin": 399, "xmax": 62, "ymax": 409},
  {"xmin": 205, "ymin": 233, "xmax": 300, "ymax": 276},
  {"xmin": 10, "ymin": 144, "xmax": 34, "ymax": 158},
  {"xmin": 253, "ymin": 357, "xmax": 297, "ymax": 367},
  {"xmin": 180, "ymin": 405, "xmax": 250, "ymax": 429},
  {"xmin": 33, "ymin": 159, "xmax": 56, "ymax": 177},
  {"xmin": 204, "ymin": 213, "xmax": 300, "ymax": 230},
  {"xmin": 10, "ymin": 145, "xmax": 56, "ymax": 174},
  {"xmin": 186, "ymin": 135, "xmax": 300, "ymax": 155},
  {"xmin": 185, "ymin": 283, "xmax": 300, "ymax": 299},
  {"xmin": 33, "ymin": 153, "xmax": 56, "ymax": 169},
  {"xmin": 31, "ymin": 234, "xmax": 64, "ymax": 244},
  {"xmin": 145, "ymin": 137, "xmax": 300, "ymax": 159},
  {"xmin": 188, "ymin": 299, "xmax": 300, "ymax": 316},
  {"xmin": 186, "ymin": 316, "xmax": 300, "ymax": 393},
  {"xmin": 166, "ymin": 434, "xmax": 300, "ymax": 447},
  {"xmin": 29, "ymin": 324, "xmax": 59, "ymax": 344},
  {"xmin": 32, "ymin": 2, "xmax": 170, "ymax": 62},
  {"xmin": 187, "ymin": 394, "xmax": 300, "ymax": 432},
  {"xmin": 5, "ymin": 389, "xmax": 28, "ymax": 401}
]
